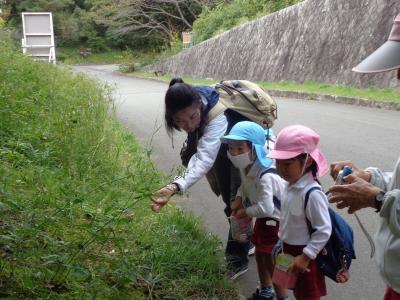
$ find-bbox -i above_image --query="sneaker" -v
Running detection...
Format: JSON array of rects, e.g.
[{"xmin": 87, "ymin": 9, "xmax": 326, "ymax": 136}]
[
  {"xmin": 227, "ymin": 264, "xmax": 249, "ymax": 280},
  {"xmin": 247, "ymin": 289, "xmax": 275, "ymax": 300},
  {"xmin": 248, "ymin": 244, "xmax": 255, "ymax": 256}
]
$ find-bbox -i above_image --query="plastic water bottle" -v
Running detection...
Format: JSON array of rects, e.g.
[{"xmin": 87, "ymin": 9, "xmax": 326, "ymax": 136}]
[
  {"xmin": 327, "ymin": 166, "xmax": 352, "ymax": 197},
  {"xmin": 335, "ymin": 166, "xmax": 353, "ymax": 185}
]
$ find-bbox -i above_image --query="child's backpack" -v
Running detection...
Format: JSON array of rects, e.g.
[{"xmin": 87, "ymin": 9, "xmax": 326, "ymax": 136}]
[
  {"xmin": 208, "ymin": 80, "xmax": 278, "ymax": 129},
  {"xmin": 304, "ymin": 187, "xmax": 356, "ymax": 283}
]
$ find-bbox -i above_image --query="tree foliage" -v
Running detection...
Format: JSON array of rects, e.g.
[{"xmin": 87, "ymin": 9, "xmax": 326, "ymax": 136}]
[
  {"xmin": 90, "ymin": 0, "xmax": 220, "ymax": 50},
  {"xmin": 5, "ymin": 0, "xmax": 219, "ymax": 50},
  {"xmin": 193, "ymin": 0, "xmax": 303, "ymax": 43},
  {"xmin": 3, "ymin": 0, "xmax": 302, "ymax": 51}
]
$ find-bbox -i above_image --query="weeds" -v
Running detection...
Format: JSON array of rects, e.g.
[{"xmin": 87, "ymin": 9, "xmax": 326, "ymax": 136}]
[{"xmin": 0, "ymin": 34, "xmax": 237, "ymax": 299}]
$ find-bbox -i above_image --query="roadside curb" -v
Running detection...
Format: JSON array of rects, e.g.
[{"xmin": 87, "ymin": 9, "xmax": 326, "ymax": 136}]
[
  {"xmin": 124, "ymin": 72, "xmax": 400, "ymax": 111},
  {"xmin": 266, "ymin": 90, "xmax": 400, "ymax": 111}
]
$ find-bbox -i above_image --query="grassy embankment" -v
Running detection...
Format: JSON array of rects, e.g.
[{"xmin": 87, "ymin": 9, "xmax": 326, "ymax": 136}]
[
  {"xmin": 0, "ymin": 36, "xmax": 237, "ymax": 299},
  {"xmin": 130, "ymin": 72, "xmax": 400, "ymax": 104}
]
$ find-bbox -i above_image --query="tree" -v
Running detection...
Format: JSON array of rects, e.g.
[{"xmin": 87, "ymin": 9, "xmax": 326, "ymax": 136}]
[{"xmin": 96, "ymin": 0, "xmax": 220, "ymax": 46}]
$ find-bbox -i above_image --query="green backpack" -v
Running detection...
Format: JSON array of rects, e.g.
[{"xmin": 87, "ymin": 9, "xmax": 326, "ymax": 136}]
[{"xmin": 208, "ymin": 80, "xmax": 278, "ymax": 128}]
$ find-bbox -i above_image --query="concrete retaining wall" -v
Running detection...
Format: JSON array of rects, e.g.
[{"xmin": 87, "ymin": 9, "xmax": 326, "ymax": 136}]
[{"xmin": 145, "ymin": 0, "xmax": 400, "ymax": 89}]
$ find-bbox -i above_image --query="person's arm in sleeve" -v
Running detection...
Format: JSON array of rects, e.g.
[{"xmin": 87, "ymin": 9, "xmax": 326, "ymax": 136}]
[
  {"xmin": 174, "ymin": 113, "xmax": 228, "ymax": 192},
  {"xmin": 246, "ymin": 174, "xmax": 275, "ymax": 218},
  {"xmin": 376, "ymin": 158, "xmax": 400, "ymax": 235},
  {"xmin": 366, "ymin": 167, "xmax": 393, "ymax": 191},
  {"xmin": 379, "ymin": 189, "xmax": 400, "ymax": 236},
  {"xmin": 303, "ymin": 189, "xmax": 332, "ymax": 260}
]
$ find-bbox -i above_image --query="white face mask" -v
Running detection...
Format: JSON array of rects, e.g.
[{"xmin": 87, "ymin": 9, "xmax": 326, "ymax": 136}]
[{"xmin": 227, "ymin": 151, "xmax": 253, "ymax": 169}]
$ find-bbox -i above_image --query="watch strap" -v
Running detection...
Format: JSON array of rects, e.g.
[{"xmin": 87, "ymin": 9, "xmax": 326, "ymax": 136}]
[{"xmin": 375, "ymin": 190, "xmax": 385, "ymax": 212}]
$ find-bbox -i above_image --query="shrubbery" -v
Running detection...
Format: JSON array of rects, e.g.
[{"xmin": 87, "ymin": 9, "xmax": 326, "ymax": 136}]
[{"xmin": 193, "ymin": 0, "xmax": 303, "ymax": 43}]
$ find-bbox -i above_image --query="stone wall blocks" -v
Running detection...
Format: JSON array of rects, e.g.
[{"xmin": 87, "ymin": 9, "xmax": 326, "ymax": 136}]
[{"xmin": 145, "ymin": 0, "xmax": 400, "ymax": 90}]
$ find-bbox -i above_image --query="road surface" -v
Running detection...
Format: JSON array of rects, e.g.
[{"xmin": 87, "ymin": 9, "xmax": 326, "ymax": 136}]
[{"xmin": 73, "ymin": 65, "xmax": 400, "ymax": 300}]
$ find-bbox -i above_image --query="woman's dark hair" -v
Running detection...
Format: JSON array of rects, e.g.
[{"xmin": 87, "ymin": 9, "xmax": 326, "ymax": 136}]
[
  {"xmin": 165, "ymin": 78, "xmax": 206, "ymax": 134},
  {"xmin": 296, "ymin": 153, "xmax": 319, "ymax": 179},
  {"xmin": 168, "ymin": 78, "xmax": 184, "ymax": 87}
]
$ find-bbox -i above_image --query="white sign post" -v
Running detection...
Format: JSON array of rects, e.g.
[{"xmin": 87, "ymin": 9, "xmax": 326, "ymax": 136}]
[{"xmin": 21, "ymin": 12, "xmax": 56, "ymax": 64}]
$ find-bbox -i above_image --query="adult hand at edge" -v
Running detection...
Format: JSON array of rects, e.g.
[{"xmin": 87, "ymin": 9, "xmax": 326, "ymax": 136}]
[
  {"xmin": 328, "ymin": 174, "xmax": 381, "ymax": 214},
  {"xmin": 330, "ymin": 160, "xmax": 371, "ymax": 182}
]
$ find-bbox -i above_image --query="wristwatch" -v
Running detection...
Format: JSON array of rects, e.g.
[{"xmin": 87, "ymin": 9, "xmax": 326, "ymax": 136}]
[{"xmin": 374, "ymin": 190, "xmax": 385, "ymax": 212}]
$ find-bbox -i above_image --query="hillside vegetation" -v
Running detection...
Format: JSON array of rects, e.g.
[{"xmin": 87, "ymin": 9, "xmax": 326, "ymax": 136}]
[
  {"xmin": 193, "ymin": 0, "xmax": 303, "ymax": 43},
  {"xmin": 0, "ymin": 35, "xmax": 236, "ymax": 299},
  {"xmin": 3, "ymin": 0, "xmax": 302, "ymax": 53}
]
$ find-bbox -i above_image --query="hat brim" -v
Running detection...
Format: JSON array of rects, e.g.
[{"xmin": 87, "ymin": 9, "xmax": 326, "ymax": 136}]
[
  {"xmin": 353, "ymin": 40, "xmax": 400, "ymax": 73},
  {"xmin": 254, "ymin": 144, "xmax": 273, "ymax": 168},
  {"xmin": 220, "ymin": 134, "xmax": 248, "ymax": 144},
  {"xmin": 267, "ymin": 149, "xmax": 302, "ymax": 160},
  {"xmin": 268, "ymin": 148, "xmax": 329, "ymax": 177}
]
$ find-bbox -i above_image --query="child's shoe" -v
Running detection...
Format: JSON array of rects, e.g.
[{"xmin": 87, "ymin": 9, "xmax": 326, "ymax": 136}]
[
  {"xmin": 248, "ymin": 244, "xmax": 256, "ymax": 256},
  {"xmin": 247, "ymin": 288, "xmax": 275, "ymax": 300}
]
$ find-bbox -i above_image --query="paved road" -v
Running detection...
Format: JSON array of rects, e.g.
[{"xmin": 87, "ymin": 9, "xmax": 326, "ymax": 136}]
[{"xmin": 73, "ymin": 65, "xmax": 400, "ymax": 300}]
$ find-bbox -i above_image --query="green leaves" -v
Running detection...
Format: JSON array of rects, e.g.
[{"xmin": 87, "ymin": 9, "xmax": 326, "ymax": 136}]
[{"xmin": 193, "ymin": 0, "xmax": 303, "ymax": 43}]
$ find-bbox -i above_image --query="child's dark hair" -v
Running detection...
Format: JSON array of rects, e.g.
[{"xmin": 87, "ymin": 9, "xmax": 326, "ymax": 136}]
[
  {"xmin": 229, "ymin": 140, "xmax": 252, "ymax": 149},
  {"xmin": 296, "ymin": 153, "xmax": 319, "ymax": 179},
  {"xmin": 164, "ymin": 78, "xmax": 206, "ymax": 135}
]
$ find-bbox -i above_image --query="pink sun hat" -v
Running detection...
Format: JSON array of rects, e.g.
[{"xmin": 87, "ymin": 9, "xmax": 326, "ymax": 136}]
[{"xmin": 268, "ymin": 125, "xmax": 328, "ymax": 177}]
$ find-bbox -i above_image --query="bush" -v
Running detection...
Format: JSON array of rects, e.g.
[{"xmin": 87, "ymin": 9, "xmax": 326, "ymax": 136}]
[{"xmin": 193, "ymin": 0, "xmax": 303, "ymax": 43}]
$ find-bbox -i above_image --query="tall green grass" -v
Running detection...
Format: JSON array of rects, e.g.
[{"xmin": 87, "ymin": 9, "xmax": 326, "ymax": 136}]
[{"xmin": 0, "ymin": 34, "xmax": 237, "ymax": 299}]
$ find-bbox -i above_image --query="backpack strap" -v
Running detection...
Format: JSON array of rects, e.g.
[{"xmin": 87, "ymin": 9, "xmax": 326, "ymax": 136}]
[
  {"xmin": 260, "ymin": 168, "xmax": 281, "ymax": 210},
  {"xmin": 259, "ymin": 167, "xmax": 278, "ymax": 177},
  {"xmin": 304, "ymin": 186, "xmax": 322, "ymax": 232},
  {"xmin": 192, "ymin": 85, "xmax": 227, "ymax": 123},
  {"xmin": 207, "ymin": 101, "xmax": 227, "ymax": 122}
]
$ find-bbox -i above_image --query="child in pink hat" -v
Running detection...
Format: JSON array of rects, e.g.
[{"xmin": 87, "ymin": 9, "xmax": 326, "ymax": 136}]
[{"xmin": 268, "ymin": 125, "xmax": 332, "ymax": 300}]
